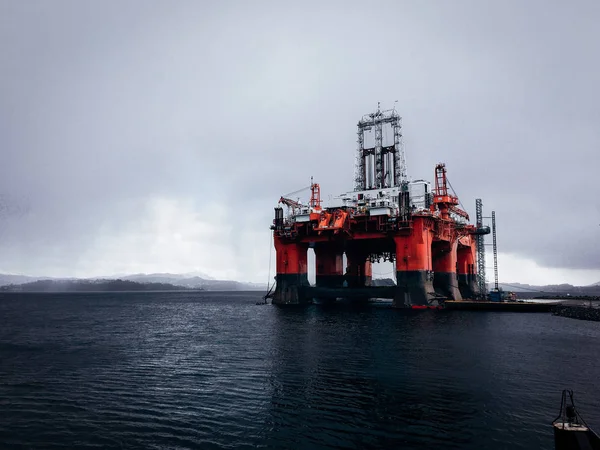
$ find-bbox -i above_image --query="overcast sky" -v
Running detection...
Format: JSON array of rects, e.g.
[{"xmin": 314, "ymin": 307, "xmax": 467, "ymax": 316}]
[{"xmin": 1, "ymin": 0, "xmax": 598, "ymax": 285}]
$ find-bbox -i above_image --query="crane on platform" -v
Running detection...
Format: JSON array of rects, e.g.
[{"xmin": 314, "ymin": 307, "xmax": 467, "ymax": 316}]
[
  {"xmin": 278, "ymin": 196, "xmax": 303, "ymax": 210},
  {"xmin": 278, "ymin": 177, "xmax": 322, "ymax": 215},
  {"xmin": 432, "ymin": 163, "xmax": 470, "ymax": 221}
]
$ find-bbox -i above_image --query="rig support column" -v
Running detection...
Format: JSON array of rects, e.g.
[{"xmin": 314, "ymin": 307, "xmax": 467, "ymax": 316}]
[
  {"xmin": 364, "ymin": 260, "xmax": 373, "ymax": 287},
  {"xmin": 393, "ymin": 218, "xmax": 435, "ymax": 307},
  {"xmin": 345, "ymin": 250, "xmax": 372, "ymax": 288},
  {"xmin": 315, "ymin": 243, "xmax": 344, "ymax": 288},
  {"xmin": 457, "ymin": 239, "xmax": 477, "ymax": 299},
  {"xmin": 432, "ymin": 240, "xmax": 462, "ymax": 300},
  {"xmin": 272, "ymin": 237, "xmax": 310, "ymax": 305}
]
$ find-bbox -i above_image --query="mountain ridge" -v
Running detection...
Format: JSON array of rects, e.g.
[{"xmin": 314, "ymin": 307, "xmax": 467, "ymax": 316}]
[
  {"xmin": 0, "ymin": 273, "xmax": 266, "ymax": 291},
  {"xmin": 371, "ymin": 278, "xmax": 600, "ymax": 297},
  {"xmin": 1, "ymin": 273, "xmax": 597, "ymax": 294},
  {"xmin": 492, "ymin": 282, "xmax": 600, "ymax": 293}
]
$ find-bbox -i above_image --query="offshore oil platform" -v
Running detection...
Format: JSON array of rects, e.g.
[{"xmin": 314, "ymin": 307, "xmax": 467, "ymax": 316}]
[{"xmin": 267, "ymin": 105, "xmax": 491, "ymax": 308}]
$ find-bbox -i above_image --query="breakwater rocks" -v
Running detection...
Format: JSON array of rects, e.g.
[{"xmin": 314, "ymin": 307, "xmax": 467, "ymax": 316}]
[{"xmin": 552, "ymin": 305, "xmax": 600, "ymax": 322}]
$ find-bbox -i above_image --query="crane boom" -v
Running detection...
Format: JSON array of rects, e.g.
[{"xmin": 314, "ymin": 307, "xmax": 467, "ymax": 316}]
[
  {"xmin": 279, "ymin": 177, "xmax": 322, "ymax": 212},
  {"xmin": 450, "ymin": 205, "xmax": 470, "ymax": 221},
  {"xmin": 283, "ymin": 186, "xmax": 310, "ymax": 198},
  {"xmin": 278, "ymin": 197, "xmax": 303, "ymax": 209}
]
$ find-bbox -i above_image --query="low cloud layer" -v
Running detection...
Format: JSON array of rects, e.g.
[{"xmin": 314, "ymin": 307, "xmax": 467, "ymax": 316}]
[{"xmin": 1, "ymin": 0, "xmax": 598, "ymax": 284}]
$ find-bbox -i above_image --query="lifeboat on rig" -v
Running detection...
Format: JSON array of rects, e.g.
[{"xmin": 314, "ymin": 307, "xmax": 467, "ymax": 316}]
[{"xmin": 314, "ymin": 209, "xmax": 348, "ymax": 234}]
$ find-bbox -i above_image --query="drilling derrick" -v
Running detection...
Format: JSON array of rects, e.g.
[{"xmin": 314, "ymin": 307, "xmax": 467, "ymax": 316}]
[
  {"xmin": 355, "ymin": 104, "xmax": 407, "ymax": 191},
  {"xmin": 269, "ymin": 105, "xmax": 487, "ymax": 308}
]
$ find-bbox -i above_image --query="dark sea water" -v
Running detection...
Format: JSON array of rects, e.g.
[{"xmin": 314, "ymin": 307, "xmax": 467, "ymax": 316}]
[{"xmin": 0, "ymin": 292, "xmax": 598, "ymax": 449}]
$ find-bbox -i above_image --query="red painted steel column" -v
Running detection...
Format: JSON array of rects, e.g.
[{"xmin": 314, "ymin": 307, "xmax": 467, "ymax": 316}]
[
  {"xmin": 345, "ymin": 250, "xmax": 372, "ymax": 288},
  {"xmin": 272, "ymin": 236, "xmax": 310, "ymax": 305},
  {"xmin": 315, "ymin": 243, "xmax": 344, "ymax": 288},
  {"xmin": 457, "ymin": 237, "xmax": 477, "ymax": 299},
  {"xmin": 432, "ymin": 238, "xmax": 462, "ymax": 300},
  {"xmin": 393, "ymin": 217, "xmax": 435, "ymax": 307},
  {"xmin": 364, "ymin": 260, "xmax": 373, "ymax": 287}
]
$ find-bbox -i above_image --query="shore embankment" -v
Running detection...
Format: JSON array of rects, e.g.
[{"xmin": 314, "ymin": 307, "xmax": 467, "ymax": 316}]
[{"xmin": 552, "ymin": 305, "xmax": 600, "ymax": 322}]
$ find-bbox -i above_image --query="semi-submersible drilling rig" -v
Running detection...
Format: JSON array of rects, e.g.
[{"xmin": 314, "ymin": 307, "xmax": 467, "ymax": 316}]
[{"xmin": 269, "ymin": 106, "xmax": 490, "ymax": 308}]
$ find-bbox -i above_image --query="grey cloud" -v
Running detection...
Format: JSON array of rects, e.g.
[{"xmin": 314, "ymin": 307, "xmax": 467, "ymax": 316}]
[{"xmin": 0, "ymin": 0, "xmax": 599, "ymax": 279}]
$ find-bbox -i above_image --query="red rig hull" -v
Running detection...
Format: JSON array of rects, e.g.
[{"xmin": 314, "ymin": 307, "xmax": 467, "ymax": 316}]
[
  {"xmin": 271, "ymin": 208, "xmax": 483, "ymax": 308},
  {"xmin": 269, "ymin": 107, "xmax": 488, "ymax": 308}
]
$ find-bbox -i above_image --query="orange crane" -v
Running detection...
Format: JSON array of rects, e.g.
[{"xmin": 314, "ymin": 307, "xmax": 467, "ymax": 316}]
[
  {"xmin": 309, "ymin": 179, "xmax": 322, "ymax": 211},
  {"xmin": 432, "ymin": 163, "xmax": 469, "ymax": 221},
  {"xmin": 278, "ymin": 177, "xmax": 322, "ymax": 214}
]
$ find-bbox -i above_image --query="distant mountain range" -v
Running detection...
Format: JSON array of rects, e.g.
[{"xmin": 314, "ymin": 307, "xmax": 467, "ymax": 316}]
[
  {"xmin": 1, "ymin": 279, "xmax": 194, "ymax": 293},
  {"xmin": 1, "ymin": 272, "xmax": 598, "ymax": 295},
  {"xmin": 492, "ymin": 282, "xmax": 600, "ymax": 293},
  {"xmin": 371, "ymin": 278, "xmax": 600, "ymax": 297},
  {"xmin": 0, "ymin": 272, "xmax": 267, "ymax": 292}
]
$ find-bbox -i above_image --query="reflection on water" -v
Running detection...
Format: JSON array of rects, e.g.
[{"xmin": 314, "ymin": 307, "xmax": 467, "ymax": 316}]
[{"xmin": 0, "ymin": 292, "xmax": 598, "ymax": 449}]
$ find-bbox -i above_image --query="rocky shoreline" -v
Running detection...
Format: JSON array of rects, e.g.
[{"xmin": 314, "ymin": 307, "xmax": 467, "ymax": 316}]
[{"xmin": 552, "ymin": 305, "xmax": 600, "ymax": 322}]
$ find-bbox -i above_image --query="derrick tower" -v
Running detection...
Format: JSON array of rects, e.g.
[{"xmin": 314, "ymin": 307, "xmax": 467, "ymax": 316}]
[{"xmin": 355, "ymin": 103, "xmax": 407, "ymax": 191}]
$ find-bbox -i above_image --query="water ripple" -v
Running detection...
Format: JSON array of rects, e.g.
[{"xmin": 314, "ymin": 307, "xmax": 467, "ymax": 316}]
[{"xmin": 0, "ymin": 292, "xmax": 599, "ymax": 449}]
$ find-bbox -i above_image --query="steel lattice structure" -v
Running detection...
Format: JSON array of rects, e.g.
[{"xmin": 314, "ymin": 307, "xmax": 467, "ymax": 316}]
[
  {"xmin": 475, "ymin": 199, "xmax": 487, "ymax": 297},
  {"xmin": 492, "ymin": 211, "xmax": 498, "ymax": 291},
  {"xmin": 354, "ymin": 104, "xmax": 407, "ymax": 191}
]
